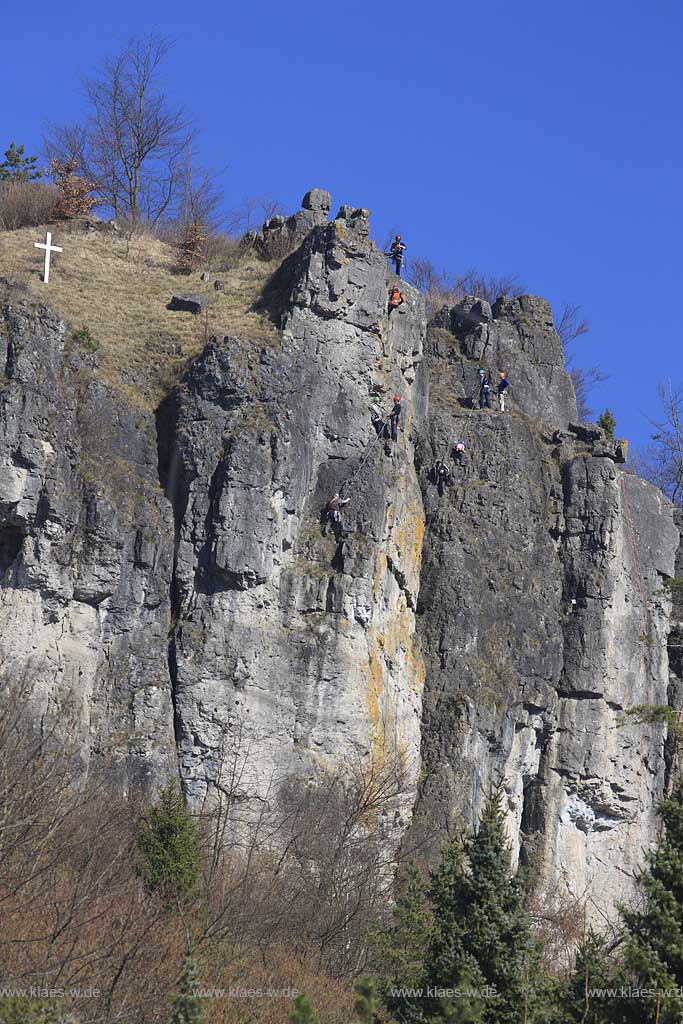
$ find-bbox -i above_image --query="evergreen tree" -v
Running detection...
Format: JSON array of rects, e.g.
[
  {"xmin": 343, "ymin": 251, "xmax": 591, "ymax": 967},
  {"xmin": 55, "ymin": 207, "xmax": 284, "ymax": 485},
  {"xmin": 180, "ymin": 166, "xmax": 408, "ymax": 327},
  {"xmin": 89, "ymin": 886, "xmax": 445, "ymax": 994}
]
[
  {"xmin": 171, "ymin": 956, "xmax": 204, "ymax": 1024},
  {"xmin": 620, "ymin": 779, "xmax": 683, "ymax": 1022},
  {"xmin": 289, "ymin": 993, "xmax": 319, "ymax": 1024},
  {"xmin": 597, "ymin": 409, "xmax": 616, "ymax": 440},
  {"xmin": 562, "ymin": 930, "xmax": 625, "ymax": 1024},
  {"xmin": 137, "ymin": 784, "xmax": 200, "ymax": 901},
  {"xmin": 425, "ymin": 789, "xmax": 542, "ymax": 1024},
  {"xmin": 354, "ymin": 977, "xmax": 382, "ymax": 1022},
  {"xmin": 0, "ymin": 142, "xmax": 42, "ymax": 181},
  {"xmin": 374, "ymin": 860, "xmax": 433, "ymax": 1022},
  {"xmin": 0, "ymin": 998, "xmax": 75, "ymax": 1022}
]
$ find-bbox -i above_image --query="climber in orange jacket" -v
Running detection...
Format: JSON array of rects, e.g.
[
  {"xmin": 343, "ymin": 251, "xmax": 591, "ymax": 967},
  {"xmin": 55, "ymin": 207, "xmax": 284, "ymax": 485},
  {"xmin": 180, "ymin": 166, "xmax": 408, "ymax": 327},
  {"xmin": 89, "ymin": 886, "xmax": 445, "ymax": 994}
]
[{"xmin": 388, "ymin": 285, "xmax": 405, "ymax": 315}]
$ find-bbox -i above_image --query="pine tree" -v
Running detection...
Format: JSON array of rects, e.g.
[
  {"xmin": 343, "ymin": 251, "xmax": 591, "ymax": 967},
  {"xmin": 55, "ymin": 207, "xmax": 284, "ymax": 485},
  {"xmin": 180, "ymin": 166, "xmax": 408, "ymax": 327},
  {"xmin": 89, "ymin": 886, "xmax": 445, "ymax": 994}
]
[
  {"xmin": 137, "ymin": 784, "xmax": 201, "ymax": 901},
  {"xmin": 0, "ymin": 142, "xmax": 42, "ymax": 181},
  {"xmin": 374, "ymin": 860, "xmax": 433, "ymax": 1023},
  {"xmin": 425, "ymin": 788, "xmax": 542, "ymax": 1024},
  {"xmin": 354, "ymin": 977, "xmax": 382, "ymax": 1022},
  {"xmin": 289, "ymin": 993, "xmax": 319, "ymax": 1024},
  {"xmin": 620, "ymin": 779, "xmax": 683, "ymax": 1022},
  {"xmin": 597, "ymin": 409, "xmax": 616, "ymax": 440},
  {"xmin": 171, "ymin": 956, "xmax": 204, "ymax": 1024},
  {"xmin": 562, "ymin": 930, "xmax": 624, "ymax": 1024}
]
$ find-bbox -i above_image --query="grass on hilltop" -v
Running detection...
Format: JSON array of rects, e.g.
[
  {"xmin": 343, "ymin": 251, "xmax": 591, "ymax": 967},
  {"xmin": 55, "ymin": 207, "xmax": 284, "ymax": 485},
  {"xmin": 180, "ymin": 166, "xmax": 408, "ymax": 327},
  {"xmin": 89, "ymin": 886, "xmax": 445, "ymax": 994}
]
[{"xmin": 0, "ymin": 221, "xmax": 281, "ymax": 409}]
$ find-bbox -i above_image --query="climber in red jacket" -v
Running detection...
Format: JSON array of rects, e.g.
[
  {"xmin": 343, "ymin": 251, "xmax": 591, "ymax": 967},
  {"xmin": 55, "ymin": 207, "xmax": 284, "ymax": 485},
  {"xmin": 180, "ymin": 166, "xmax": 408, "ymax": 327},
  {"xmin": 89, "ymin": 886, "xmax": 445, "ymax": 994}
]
[{"xmin": 388, "ymin": 285, "xmax": 405, "ymax": 315}]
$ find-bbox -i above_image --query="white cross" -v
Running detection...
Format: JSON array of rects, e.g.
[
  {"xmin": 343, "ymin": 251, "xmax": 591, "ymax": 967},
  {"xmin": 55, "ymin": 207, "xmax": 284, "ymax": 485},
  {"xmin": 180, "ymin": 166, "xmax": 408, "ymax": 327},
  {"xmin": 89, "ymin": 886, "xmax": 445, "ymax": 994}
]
[{"xmin": 34, "ymin": 231, "xmax": 63, "ymax": 285}]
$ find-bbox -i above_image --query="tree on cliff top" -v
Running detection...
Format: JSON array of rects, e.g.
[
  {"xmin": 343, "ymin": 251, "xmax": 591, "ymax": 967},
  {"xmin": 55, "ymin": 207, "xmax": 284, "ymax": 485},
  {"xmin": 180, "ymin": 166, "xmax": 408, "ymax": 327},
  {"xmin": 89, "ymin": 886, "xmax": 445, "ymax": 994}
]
[
  {"xmin": 0, "ymin": 142, "xmax": 42, "ymax": 182},
  {"xmin": 634, "ymin": 381, "xmax": 683, "ymax": 506},
  {"xmin": 555, "ymin": 303, "xmax": 606, "ymax": 420},
  {"xmin": 45, "ymin": 35, "xmax": 194, "ymax": 230}
]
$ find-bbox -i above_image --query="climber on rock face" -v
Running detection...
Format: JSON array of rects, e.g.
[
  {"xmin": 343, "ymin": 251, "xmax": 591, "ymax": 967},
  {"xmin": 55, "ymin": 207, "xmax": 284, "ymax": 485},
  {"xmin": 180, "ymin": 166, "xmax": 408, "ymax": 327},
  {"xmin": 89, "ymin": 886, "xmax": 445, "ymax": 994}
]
[
  {"xmin": 388, "ymin": 285, "xmax": 405, "ymax": 315},
  {"xmin": 387, "ymin": 234, "xmax": 407, "ymax": 276},
  {"xmin": 371, "ymin": 410, "xmax": 388, "ymax": 437},
  {"xmin": 478, "ymin": 369, "xmax": 492, "ymax": 409},
  {"xmin": 497, "ymin": 372, "xmax": 510, "ymax": 412},
  {"xmin": 454, "ymin": 441, "xmax": 466, "ymax": 466},
  {"xmin": 433, "ymin": 459, "xmax": 451, "ymax": 496},
  {"xmin": 323, "ymin": 492, "xmax": 350, "ymax": 536},
  {"xmin": 389, "ymin": 396, "xmax": 402, "ymax": 442}
]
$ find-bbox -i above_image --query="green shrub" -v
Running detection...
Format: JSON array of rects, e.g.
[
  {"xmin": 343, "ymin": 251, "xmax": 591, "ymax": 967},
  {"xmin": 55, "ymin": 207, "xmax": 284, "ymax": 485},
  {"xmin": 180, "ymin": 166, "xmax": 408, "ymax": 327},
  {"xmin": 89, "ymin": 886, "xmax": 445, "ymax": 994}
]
[
  {"xmin": 289, "ymin": 994, "xmax": 319, "ymax": 1024},
  {"xmin": 71, "ymin": 325, "xmax": 98, "ymax": 352},
  {"xmin": 597, "ymin": 408, "xmax": 616, "ymax": 439},
  {"xmin": 171, "ymin": 956, "xmax": 204, "ymax": 1024},
  {"xmin": 137, "ymin": 784, "xmax": 200, "ymax": 900}
]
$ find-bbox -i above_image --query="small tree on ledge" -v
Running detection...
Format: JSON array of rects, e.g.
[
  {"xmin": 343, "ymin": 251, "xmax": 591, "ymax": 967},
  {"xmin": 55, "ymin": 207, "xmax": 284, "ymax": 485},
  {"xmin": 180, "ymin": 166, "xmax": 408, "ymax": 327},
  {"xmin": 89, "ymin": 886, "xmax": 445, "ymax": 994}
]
[{"xmin": 597, "ymin": 408, "xmax": 616, "ymax": 440}]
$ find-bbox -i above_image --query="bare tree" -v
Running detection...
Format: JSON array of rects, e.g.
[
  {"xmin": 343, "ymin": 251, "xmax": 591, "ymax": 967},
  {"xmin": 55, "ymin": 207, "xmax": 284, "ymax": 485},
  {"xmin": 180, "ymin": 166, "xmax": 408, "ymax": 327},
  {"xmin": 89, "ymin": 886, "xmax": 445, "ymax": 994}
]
[
  {"xmin": 631, "ymin": 382, "xmax": 683, "ymax": 505},
  {"xmin": 554, "ymin": 303, "xmax": 606, "ymax": 420},
  {"xmin": 406, "ymin": 255, "xmax": 524, "ymax": 315},
  {"xmin": 225, "ymin": 195, "xmax": 285, "ymax": 237},
  {"xmin": 46, "ymin": 35, "xmax": 193, "ymax": 232},
  {"xmin": 173, "ymin": 151, "xmax": 225, "ymax": 273}
]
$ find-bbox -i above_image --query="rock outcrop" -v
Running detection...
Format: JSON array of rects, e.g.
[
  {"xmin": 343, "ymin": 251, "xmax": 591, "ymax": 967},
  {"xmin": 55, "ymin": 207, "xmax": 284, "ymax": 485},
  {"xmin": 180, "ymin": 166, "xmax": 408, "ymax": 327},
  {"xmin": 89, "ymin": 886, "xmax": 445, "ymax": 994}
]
[
  {"xmin": 159, "ymin": 204, "xmax": 427, "ymax": 815},
  {"xmin": 0, "ymin": 194, "xmax": 679, "ymax": 922},
  {"xmin": 410, "ymin": 297, "xmax": 678, "ymax": 918},
  {"xmin": 0, "ymin": 294, "xmax": 176, "ymax": 788}
]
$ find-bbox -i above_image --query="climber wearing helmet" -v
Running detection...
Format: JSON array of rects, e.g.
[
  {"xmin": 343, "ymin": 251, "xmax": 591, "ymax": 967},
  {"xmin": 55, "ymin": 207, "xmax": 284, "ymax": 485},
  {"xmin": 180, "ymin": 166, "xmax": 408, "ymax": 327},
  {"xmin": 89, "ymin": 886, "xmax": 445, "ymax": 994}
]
[
  {"xmin": 389, "ymin": 396, "xmax": 402, "ymax": 442},
  {"xmin": 497, "ymin": 372, "xmax": 510, "ymax": 412},
  {"xmin": 387, "ymin": 235, "xmax": 407, "ymax": 277},
  {"xmin": 388, "ymin": 285, "xmax": 405, "ymax": 315},
  {"xmin": 454, "ymin": 441, "xmax": 466, "ymax": 467}
]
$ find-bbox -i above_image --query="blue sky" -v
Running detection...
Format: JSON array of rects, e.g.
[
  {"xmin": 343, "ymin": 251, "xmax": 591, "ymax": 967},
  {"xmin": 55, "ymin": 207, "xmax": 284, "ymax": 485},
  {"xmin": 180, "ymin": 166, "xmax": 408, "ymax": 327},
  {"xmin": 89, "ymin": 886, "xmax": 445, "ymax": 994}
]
[{"xmin": 2, "ymin": 0, "xmax": 681, "ymax": 445}]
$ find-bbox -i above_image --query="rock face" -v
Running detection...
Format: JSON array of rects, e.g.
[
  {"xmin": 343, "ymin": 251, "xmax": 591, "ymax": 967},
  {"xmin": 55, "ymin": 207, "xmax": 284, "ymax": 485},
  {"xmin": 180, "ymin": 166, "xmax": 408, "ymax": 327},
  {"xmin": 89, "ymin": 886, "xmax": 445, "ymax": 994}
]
[
  {"xmin": 0, "ymin": 294, "xmax": 176, "ymax": 788},
  {"xmin": 0, "ymin": 194, "xmax": 679, "ymax": 922},
  {"xmin": 410, "ymin": 307, "xmax": 678, "ymax": 919},
  {"xmin": 158, "ymin": 204, "xmax": 427, "ymax": 817}
]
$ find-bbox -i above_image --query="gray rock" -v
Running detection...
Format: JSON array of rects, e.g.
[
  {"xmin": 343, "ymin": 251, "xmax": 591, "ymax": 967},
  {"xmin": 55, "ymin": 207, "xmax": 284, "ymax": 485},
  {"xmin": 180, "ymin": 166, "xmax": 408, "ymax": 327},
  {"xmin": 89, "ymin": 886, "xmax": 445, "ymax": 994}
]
[
  {"xmin": 0, "ymin": 195, "xmax": 679, "ymax": 930},
  {"xmin": 569, "ymin": 421, "xmax": 604, "ymax": 443},
  {"xmin": 214, "ymin": 279, "xmax": 225, "ymax": 291},
  {"xmin": 200, "ymin": 272, "xmax": 211, "ymax": 282},
  {"xmin": 302, "ymin": 188, "xmax": 332, "ymax": 214},
  {"xmin": 253, "ymin": 190, "xmax": 332, "ymax": 261},
  {"xmin": 432, "ymin": 293, "xmax": 577, "ymax": 427},
  {"xmin": 168, "ymin": 293, "xmax": 207, "ymax": 314}
]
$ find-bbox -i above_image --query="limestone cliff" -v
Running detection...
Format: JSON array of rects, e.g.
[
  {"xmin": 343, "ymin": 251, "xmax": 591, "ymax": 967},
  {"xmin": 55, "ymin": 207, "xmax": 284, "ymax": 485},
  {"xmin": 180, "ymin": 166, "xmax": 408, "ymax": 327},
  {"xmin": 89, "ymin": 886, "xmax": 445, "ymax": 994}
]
[{"xmin": 0, "ymin": 192, "xmax": 678, "ymax": 920}]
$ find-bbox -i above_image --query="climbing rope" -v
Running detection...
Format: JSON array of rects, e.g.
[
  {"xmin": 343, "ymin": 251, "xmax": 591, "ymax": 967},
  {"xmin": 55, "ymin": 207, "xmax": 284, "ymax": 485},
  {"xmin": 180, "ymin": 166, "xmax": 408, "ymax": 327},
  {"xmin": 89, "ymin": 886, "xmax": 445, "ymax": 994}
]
[
  {"xmin": 338, "ymin": 413, "xmax": 392, "ymax": 501},
  {"xmin": 620, "ymin": 475, "xmax": 653, "ymax": 697}
]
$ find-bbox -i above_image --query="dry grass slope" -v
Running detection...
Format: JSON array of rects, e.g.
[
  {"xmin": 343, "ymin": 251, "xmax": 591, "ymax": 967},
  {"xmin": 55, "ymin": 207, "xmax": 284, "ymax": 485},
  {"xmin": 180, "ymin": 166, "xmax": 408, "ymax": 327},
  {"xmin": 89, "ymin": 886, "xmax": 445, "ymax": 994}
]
[{"xmin": 0, "ymin": 222, "xmax": 281, "ymax": 408}]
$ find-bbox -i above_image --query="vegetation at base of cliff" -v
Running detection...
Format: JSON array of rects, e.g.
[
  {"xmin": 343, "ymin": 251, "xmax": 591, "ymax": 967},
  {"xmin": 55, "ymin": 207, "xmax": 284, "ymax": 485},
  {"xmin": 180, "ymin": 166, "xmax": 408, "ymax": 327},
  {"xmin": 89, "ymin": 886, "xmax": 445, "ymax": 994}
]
[
  {"xmin": 137, "ymin": 784, "xmax": 201, "ymax": 900},
  {"xmin": 4, "ymin": 686, "xmax": 683, "ymax": 1024}
]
